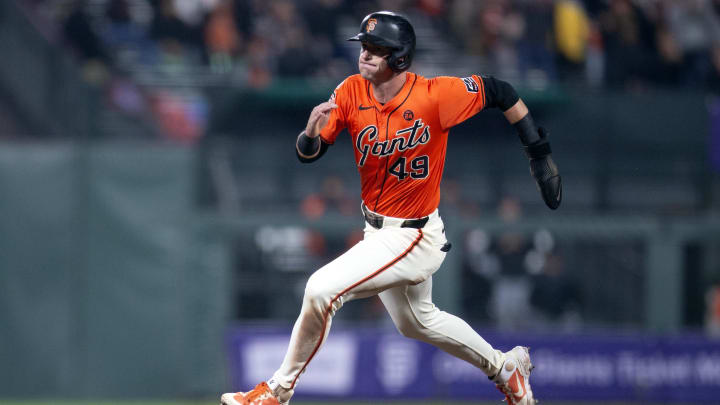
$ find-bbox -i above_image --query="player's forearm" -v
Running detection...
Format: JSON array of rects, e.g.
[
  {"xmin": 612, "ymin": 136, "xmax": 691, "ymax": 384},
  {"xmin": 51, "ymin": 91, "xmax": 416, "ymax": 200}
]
[
  {"xmin": 505, "ymin": 97, "xmax": 545, "ymax": 161},
  {"xmin": 508, "ymin": 102, "xmax": 561, "ymax": 210},
  {"xmin": 503, "ymin": 99, "xmax": 529, "ymax": 125},
  {"xmin": 296, "ymin": 131, "xmax": 329, "ymax": 163},
  {"xmin": 297, "ymin": 131, "xmax": 320, "ymax": 158},
  {"xmin": 509, "ymin": 102, "xmax": 541, "ymax": 145}
]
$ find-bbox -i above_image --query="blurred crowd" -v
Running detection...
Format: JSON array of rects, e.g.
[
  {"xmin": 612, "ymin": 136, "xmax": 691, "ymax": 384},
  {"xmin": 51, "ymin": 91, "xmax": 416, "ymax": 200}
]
[
  {"xmin": 16, "ymin": 0, "xmax": 720, "ymax": 141},
  {"xmin": 26, "ymin": 0, "xmax": 720, "ymax": 90},
  {"xmin": 461, "ymin": 196, "xmax": 582, "ymax": 330},
  {"xmin": 452, "ymin": 0, "xmax": 720, "ymax": 90}
]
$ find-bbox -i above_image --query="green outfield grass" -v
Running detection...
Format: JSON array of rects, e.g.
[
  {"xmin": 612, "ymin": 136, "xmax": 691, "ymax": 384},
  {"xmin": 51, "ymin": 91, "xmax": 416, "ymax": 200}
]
[{"xmin": 0, "ymin": 401, "xmax": 701, "ymax": 405}]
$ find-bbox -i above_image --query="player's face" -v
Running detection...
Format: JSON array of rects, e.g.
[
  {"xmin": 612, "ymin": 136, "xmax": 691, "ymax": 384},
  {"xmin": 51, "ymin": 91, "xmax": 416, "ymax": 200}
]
[{"xmin": 358, "ymin": 42, "xmax": 393, "ymax": 81}]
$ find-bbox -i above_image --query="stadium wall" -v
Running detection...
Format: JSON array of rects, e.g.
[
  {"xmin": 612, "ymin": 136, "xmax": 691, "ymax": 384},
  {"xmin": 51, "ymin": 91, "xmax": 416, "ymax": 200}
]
[{"xmin": 0, "ymin": 142, "xmax": 230, "ymax": 398}]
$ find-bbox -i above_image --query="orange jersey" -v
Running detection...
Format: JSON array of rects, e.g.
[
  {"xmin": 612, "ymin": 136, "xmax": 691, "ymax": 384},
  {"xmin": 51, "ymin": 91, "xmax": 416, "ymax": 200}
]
[{"xmin": 319, "ymin": 72, "xmax": 488, "ymax": 218}]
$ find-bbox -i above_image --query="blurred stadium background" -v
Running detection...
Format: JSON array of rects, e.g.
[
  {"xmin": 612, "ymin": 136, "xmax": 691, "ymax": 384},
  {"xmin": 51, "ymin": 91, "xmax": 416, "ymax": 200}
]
[{"xmin": 1, "ymin": 0, "xmax": 720, "ymax": 404}]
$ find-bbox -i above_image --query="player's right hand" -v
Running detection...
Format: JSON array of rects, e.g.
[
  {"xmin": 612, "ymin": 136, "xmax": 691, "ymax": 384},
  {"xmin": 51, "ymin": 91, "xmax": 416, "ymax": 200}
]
[{"xmin": 305, "ymin": 102, "xmax": 338, "ymax": 138}]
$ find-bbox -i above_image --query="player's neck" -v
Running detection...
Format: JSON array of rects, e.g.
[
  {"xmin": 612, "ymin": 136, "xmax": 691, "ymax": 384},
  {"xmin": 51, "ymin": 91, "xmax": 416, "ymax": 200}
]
[{"xmin": 370, "ymin": 72, "xmax": 407, "ymax": 104}]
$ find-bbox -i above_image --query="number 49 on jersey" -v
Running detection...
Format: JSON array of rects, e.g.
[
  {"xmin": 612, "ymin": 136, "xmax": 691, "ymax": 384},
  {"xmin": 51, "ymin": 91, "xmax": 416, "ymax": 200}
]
[{"xmin": 388, "ymin": 155, "xmax": 428, "ymax": 180}]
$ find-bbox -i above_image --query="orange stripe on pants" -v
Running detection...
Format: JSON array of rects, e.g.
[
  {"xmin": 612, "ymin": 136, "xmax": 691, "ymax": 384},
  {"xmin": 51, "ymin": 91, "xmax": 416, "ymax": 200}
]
[{"xmin": 289, "ymin": 229, "xmax": 424, "ymax": 388}]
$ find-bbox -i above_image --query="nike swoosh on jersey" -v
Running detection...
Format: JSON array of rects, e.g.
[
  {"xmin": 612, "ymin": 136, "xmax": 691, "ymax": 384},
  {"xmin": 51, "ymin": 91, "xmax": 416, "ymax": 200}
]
[
  {"xmin": 359, "ymin": 105, "xmax": 373, "ymax": 110},
  {"xmin": 512, "ymin": 373, "xmax": 525, "ymax": 399}
]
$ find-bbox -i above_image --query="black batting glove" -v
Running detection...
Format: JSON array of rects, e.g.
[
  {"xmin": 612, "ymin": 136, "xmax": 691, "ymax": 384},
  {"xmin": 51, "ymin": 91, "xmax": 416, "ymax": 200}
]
[{"xmin": 524, "ymin": 127, "xmax": 562, "ymax": 210}]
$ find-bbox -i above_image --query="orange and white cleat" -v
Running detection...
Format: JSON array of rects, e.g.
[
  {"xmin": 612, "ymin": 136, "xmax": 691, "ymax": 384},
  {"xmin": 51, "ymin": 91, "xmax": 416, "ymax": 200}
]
[
  {"xmin": 220, "ymin": 382, "xmax": 280, "ymax": 405},
  {"xmin": 493, "ymin": 346, "xmax": 537, "ymax": 404}
]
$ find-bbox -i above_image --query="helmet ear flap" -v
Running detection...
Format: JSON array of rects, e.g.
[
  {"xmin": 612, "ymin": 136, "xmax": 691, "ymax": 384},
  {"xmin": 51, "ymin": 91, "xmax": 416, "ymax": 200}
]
[
  {"xmin": 387, "ymin": 54, "xmax": 400, "ymax": 72},
  {"xmin": 387, "ymin": 44, "xmax": 413, "ymax": 72},
  {"xmin": 389, "ymin": 56, "xmax": 406, "ymax": 72}
]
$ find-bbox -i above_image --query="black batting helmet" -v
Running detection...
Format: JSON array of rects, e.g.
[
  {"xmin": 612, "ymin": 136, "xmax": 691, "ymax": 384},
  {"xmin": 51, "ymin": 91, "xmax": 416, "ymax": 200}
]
[{"xmin": 348, "ymin": 11, "xmax": 416, "ymax": 73}]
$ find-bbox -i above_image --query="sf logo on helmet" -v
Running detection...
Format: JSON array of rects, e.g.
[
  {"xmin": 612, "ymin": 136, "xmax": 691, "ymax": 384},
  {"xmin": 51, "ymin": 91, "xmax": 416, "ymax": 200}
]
[{"xmin": 366, "ymin": 18, "xmax": 377, "ymax": 32}]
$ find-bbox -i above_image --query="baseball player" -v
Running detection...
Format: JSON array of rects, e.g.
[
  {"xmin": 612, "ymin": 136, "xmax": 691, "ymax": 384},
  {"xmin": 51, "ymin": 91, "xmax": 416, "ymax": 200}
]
[{"xmin": 222, "ymin": 11, "xmax": 561, "ymax": 405}]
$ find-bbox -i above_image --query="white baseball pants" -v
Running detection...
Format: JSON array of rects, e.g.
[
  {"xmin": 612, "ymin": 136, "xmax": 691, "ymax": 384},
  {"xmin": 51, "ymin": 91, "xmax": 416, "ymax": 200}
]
[{"xmin": 269, "ymin": 208, "xmax": 504, "ymax": 402}]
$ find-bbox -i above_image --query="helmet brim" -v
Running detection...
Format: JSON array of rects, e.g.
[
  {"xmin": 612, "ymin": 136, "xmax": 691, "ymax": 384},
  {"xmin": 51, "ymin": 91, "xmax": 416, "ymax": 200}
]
[{"xmin": 347, "ymin": 32, "xmax": 401, "ymax": 50}]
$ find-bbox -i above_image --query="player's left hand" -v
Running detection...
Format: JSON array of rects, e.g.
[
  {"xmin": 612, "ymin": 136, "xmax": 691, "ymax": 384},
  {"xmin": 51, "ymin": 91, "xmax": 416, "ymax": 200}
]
[
  {"xmin": 523, "ymin": 127, "xmax": 562, "ymax": 210},
  {"xmin": 530, "ymin": 154, "xmax": 562, "ymax": 210}
]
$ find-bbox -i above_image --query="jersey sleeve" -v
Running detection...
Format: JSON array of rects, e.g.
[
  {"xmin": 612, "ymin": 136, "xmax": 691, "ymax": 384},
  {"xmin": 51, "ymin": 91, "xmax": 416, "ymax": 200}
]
[
  {"xmin": 434, "ymin": 75, "xmax": 487, "ymax": 130},
  {"xmin": 318, "ymin": 79, "xmax": 350, "ymax": 145}
]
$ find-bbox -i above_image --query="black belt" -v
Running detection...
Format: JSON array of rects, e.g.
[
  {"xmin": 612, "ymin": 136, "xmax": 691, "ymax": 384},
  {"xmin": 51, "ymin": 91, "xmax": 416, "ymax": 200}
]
[{"xmin": 362, "ymin": 204, "xmax": 429, "ymax": 229}]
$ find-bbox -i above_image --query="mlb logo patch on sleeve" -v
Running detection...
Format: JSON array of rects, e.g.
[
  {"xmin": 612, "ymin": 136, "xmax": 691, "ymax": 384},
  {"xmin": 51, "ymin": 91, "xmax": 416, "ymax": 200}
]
[{"xmin": 461, "ymin": 77, "xmax": 478, "ymax": 93}]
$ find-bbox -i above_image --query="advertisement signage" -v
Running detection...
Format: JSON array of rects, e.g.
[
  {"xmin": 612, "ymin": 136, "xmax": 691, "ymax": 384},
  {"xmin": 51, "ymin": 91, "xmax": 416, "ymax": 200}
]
[{"xmin": 227, "ymin": 326, "xmax": 720, "ymax": 402}]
